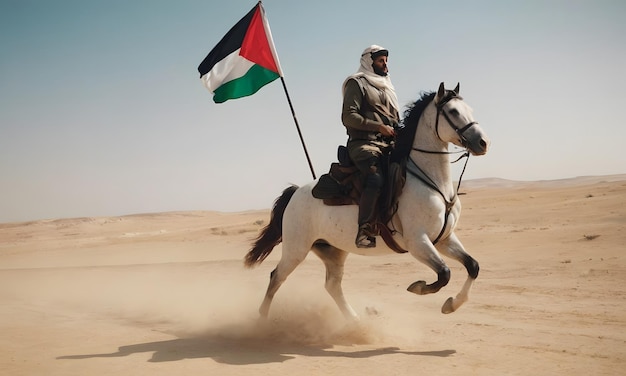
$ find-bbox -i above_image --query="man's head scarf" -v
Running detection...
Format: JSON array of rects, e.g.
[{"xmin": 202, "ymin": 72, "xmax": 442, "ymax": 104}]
[{"xmin": 343, "ymin": 45, "xmax": 399, "ymax": 113}]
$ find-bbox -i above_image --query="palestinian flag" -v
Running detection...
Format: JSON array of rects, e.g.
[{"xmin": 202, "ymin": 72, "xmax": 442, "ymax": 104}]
[{"xmin": 198, "ymin": 2, "xmax": 283, "ymax": 103}]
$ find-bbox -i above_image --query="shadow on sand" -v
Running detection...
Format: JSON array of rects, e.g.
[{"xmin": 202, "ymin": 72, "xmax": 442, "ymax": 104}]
[{"xmin": 57, "ymin": 335, "xmax": 455, "ymax": 365}]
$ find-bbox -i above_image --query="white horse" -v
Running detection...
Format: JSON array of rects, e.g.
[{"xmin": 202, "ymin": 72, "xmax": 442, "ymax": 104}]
[{"xmin": 245, "ymin": 82, "xmax": 490, "ymax": 319}]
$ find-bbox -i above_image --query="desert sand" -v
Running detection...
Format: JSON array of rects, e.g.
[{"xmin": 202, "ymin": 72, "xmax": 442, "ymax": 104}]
[{"xmin": 1, "ymin": 175, "xmax": 625, "ymax": 375}]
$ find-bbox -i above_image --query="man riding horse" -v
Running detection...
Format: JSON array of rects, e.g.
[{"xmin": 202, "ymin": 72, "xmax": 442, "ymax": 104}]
[{"xmin": 342, "ymin": 45, "xmax": 400, "ymax": 248}]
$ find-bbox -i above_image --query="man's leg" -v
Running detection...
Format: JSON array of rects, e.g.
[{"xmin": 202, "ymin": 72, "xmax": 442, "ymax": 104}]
[{"xmin": 355, "ymin": 160, "xmax": 383, "ymax": 248}]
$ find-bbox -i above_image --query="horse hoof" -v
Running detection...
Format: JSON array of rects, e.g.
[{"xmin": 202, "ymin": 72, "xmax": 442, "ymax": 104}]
[
  {"xmin": 407, "ymin": 280, "xmax": 427, "ymax": 295},
  {"xmin": 256, "ymin": 314, "xmax": 270, "ymax": 325},
  {"xmin": 441, "ymin": 297, "xmax": 455, "ymax": 314}
]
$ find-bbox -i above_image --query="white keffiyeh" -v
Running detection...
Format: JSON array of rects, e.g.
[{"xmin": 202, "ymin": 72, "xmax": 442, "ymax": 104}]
[{"xmin": 342, "ymin": 45, "xmax": 399, "ymax": 113}]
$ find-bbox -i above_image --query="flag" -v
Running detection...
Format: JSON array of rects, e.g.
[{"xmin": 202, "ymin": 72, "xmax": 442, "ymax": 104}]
[{"xmin": 198, "ymin": 2, "xmax": 283, "ymax": 103}]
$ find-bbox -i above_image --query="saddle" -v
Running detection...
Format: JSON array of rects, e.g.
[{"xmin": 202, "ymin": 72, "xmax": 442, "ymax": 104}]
[{"xmin": 312, "ymin": 145, "xmax": 408, "ymax": 253}]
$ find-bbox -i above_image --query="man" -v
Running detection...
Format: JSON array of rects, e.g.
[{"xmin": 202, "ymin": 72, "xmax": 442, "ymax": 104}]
[{"xmin": 342, "ymin": 45, "xmax": 400, "ymax": 248}]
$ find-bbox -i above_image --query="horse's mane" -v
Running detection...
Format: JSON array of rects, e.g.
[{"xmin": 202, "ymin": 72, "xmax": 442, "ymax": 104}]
[{"xmin": 391, "ymin": 91, "xmax": 436, "ymax": 163}]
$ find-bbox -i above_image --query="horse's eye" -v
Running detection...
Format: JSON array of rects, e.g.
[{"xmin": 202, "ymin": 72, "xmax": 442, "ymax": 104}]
[{"xmin": 449, "ymin": 109, "xmax": 460, "ymax": 116}]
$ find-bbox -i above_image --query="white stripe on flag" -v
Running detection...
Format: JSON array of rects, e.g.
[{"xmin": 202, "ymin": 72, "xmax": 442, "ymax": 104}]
[{"xmin": 201, "ymin": 49, "xmax": 255, "ymax": 93}]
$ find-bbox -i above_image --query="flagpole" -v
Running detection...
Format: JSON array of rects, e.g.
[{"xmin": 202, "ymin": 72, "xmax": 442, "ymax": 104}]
[
  {"xmin": 279, "ymin": 77, "xmax": 317, "ymax": 180},
  {"xmin": 258, "ymin": 2, "xmax": 316, "ymax": 180}
]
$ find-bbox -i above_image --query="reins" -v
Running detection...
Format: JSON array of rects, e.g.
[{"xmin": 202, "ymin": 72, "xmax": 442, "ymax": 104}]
[{"xmin": 404, "ymin": 92, "xmax": 475, "ymax": 244}]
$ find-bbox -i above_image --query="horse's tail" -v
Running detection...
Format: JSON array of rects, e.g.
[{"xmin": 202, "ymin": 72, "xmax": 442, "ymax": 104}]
[{"xmin": 244, "ymin": 185, "xmax": 298, "ymax": 268}]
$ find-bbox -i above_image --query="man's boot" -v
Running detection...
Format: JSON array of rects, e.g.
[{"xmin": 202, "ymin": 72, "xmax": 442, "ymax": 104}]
[{"xmin": 356, "ymin": 223, "xmax": 377, "ymax": 248}]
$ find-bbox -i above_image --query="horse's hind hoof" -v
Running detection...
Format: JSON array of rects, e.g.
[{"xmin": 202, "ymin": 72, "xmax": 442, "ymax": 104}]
[
  {"xmin": 441, "ymin": 297, "xmax": 455, "ymax": 314},
  {"xmin": 407, "ymin": 280, "xmax": 427, "ymax": 295}
]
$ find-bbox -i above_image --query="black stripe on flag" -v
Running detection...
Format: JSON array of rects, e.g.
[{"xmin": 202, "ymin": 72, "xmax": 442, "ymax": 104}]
[{"xmin": 197, "ymin": 5, "xmax": 258, "ymax": 77}]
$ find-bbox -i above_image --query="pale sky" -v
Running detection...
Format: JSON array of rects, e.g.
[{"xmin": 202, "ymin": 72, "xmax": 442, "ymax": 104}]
[{"xmin": 1, "ymin": 0, "xmax": 625, "ymax": 223}]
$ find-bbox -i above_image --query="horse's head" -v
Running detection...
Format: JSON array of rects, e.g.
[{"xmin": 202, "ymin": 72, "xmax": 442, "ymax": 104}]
[{"xmin": 433, "ymin": 82, "xmax": 490, "ymax": 156}]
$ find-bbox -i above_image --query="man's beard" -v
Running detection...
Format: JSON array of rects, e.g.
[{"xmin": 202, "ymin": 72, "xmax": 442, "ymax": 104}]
[{"xmin": 373, "ymin": 66, "xmax": 388, "ymax": 76}]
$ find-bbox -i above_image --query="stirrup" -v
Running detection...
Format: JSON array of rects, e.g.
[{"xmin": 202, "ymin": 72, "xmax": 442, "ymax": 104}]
[{"xmin": 356, "ymin": 226, "xmax": 376, "ymax": 248}]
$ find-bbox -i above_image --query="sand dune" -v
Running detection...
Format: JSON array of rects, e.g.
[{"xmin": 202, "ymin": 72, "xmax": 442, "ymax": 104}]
[{"xmin": 1, "ymin": 175, "xmax": 625, "ymax": 375}]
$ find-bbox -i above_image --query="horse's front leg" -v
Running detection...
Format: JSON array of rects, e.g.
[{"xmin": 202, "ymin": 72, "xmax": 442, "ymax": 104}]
[
  {"xmin": 436, "ymin": 232, "xmax": 479, "ymax": 314},
  {"xmin": 406, "ymin": 235, "xmax": 451, "ymax": 295}
]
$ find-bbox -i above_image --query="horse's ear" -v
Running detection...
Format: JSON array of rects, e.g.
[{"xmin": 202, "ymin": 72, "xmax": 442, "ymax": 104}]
[
  {"xmin": 435, "ymin": 82, "xmax": 445, "ymax": 104},
  {"xmin": 454, "ymin": 82, "xmax": 460, "ymax": 94}
]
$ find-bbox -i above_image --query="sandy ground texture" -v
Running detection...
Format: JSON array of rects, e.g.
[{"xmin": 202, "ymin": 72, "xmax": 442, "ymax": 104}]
[{"xmin": 1, "ymin": 175, "xmax": 625, "ymax": 375}]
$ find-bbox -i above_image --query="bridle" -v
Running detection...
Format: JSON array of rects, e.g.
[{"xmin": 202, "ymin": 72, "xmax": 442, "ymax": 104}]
[
  {"xmin": 405, "ymin": 92, "xmax": 477, "ymax": 244},
  {"xmin": 413, "ymin": 92, "xmax": 478, "ymax": 154}
]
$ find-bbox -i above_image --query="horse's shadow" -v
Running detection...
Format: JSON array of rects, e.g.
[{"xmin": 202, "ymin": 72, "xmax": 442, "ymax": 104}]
[{"xmin": 57, "ymin": 330, "xmax": 456, "ymax": 365}]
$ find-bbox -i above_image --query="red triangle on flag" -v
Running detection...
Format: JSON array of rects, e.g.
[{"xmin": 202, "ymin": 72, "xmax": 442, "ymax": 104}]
[{"xmin": 240, "ymin": 6, "xmax": 279, "ymax": 74}]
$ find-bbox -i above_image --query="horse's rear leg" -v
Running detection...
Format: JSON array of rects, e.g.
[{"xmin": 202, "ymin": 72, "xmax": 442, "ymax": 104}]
[
  {"xmin": 436, "ymin": 232, "xmax": 479, "ymax": 314},
  {"xmin": 312, "ymin": 242, "xmax": 358, "ymax": 320},
  {"xmin": 258, "ymin": 247, "xmax": 308, "ymax": 319}
]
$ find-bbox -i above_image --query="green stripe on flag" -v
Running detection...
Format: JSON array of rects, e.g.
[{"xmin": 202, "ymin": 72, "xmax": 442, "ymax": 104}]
[{"xmin": 213, "ymin": 64, "xmax": 280, "ymax": 103}]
